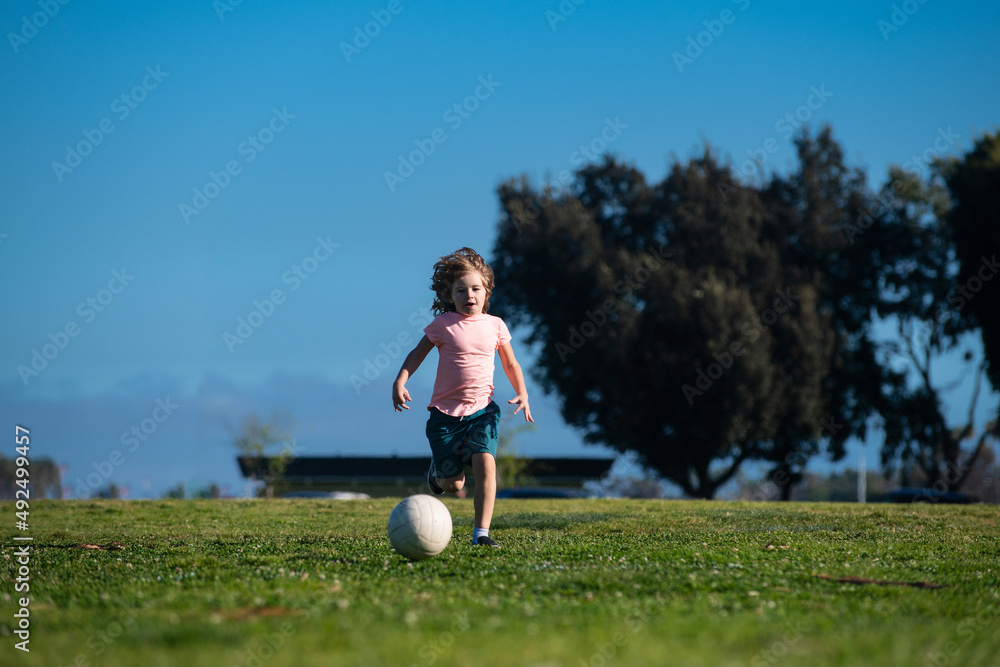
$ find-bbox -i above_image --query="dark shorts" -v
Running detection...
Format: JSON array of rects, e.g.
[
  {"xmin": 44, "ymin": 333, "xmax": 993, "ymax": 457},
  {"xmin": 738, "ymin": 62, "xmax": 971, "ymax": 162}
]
[{"xmin": 426, "ymin": 401, "xmax": 501, "ymax": 479}]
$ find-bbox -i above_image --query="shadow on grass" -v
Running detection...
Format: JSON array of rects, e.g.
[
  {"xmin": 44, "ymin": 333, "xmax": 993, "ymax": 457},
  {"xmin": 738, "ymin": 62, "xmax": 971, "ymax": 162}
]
[{"xmin": 489, "ymin": 512, "xmax": 619, "ymax": 531}]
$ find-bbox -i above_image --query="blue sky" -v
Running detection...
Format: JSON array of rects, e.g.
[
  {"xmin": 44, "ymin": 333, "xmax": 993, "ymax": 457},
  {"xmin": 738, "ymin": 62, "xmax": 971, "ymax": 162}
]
[{"xmin": 2, "ymin": 0, "xmax": 998, "ymax": 498}]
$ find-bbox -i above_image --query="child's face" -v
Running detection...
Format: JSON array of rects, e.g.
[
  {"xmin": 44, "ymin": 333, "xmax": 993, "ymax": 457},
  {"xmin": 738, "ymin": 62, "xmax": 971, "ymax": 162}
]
[{"xmin": 450, "ymin": 271, "xmax": 488, "ymax": 316}]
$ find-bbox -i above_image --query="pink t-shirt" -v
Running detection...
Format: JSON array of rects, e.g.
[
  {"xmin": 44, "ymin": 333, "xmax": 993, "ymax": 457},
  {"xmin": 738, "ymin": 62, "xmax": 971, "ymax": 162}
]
[{"xmin": 424, "ymin": 312, "xmax": 512, "ymax": 417}]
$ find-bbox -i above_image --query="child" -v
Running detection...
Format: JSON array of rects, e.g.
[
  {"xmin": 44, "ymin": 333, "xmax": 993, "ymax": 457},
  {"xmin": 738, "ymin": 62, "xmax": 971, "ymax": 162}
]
[{"xmin": 392, "ymin": 247, "xmax": 533, "ymax": 548}]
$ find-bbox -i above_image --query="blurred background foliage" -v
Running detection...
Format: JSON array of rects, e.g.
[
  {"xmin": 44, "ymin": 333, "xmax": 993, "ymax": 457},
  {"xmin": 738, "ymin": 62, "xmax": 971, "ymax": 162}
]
[{"xmin": 492, "ymin": 127, "xmax": 1000, "ymax": 499}]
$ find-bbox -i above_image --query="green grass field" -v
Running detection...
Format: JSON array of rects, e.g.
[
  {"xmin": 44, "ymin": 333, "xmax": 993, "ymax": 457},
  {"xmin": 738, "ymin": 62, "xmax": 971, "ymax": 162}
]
[{"xmin": 2, "ymin": 498, "xmax": 998, "ymax": 666}]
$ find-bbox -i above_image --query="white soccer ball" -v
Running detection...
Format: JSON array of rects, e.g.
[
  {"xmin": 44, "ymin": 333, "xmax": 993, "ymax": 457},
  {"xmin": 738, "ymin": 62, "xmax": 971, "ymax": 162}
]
[{"xmin": 387, "ymin": 494, "xmax": 453, "ymax": 561}]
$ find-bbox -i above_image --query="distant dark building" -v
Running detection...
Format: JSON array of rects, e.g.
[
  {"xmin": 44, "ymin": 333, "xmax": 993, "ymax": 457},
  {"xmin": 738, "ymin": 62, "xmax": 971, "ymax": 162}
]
[{"xmin": 236, "ymin": 455, "xmax": 614, "ymax": 498}]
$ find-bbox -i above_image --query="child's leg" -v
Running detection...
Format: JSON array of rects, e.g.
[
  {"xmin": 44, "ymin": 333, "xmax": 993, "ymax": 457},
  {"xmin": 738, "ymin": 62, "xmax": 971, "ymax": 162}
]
[
  {"xmin": 471, "ymin": 452, "xmax": 497, "ymax": 530},
  {"xmin": 438, "ymin": 470, "xmax": 466, "ymax": 494},
  {"xmin": 427, "ymin": 408, "xmax": 467, "ymax": 495},
  {"xmin": 433, "ymin": 449, "xmax": 466, "ymax": 494}
]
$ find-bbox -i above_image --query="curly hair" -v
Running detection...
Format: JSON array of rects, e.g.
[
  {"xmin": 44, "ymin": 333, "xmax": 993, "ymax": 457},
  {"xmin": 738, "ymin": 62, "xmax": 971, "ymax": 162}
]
[{"xmin": 430, "ymin": 247, "xmax": 495, "ymax": 315}]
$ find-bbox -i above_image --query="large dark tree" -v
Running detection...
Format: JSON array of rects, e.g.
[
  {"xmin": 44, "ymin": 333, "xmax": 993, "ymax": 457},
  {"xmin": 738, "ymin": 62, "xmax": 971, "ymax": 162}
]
[
  {"xmin": 492, "ymin": 140, "xmax": 846, "ymax": 498},
  {"xmin": 758, "ymin": 128, "xmax": 906, "ymax": 497},
  {"xmin": 870, "ymin": 135, "xmax": 1000, "ymax": 490},
  {"xmin": 943, "ymin": 133, "xmax": 1000, "ymax": 392},
  {"xmin": 755, "ymin": 128, "xmax": 997, "ymax": 496},
  {"xmin": 491, "ymin": 126, "xmax": 999, "ymax": 498},
  {"xmin": 860, "ymin": 168, "xmax": 983, "ymax": 489}
]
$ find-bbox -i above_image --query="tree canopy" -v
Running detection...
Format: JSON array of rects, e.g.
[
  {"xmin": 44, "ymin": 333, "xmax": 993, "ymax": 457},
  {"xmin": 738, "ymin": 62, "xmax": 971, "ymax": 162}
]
[
  {"xmin": 943, "ymin": 133, "xmax": 1000, "ymax": 391},
  {"xmin": 491, "ymin": 127, "xmax": 997, "ymax": 498},
  {"xmin": 870, "ymin": 133, "xmax": 1000, "ymax": 489}
]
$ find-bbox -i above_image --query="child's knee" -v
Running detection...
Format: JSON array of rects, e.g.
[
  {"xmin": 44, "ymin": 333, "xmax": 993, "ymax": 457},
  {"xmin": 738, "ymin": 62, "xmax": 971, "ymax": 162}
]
[
  {"xmin": 442, "ymin": 473, "xmax": 465, "ymax": 493},
  {"xmin": 471, "ymin": 452, "xmax": 496, "ymax": 472}
]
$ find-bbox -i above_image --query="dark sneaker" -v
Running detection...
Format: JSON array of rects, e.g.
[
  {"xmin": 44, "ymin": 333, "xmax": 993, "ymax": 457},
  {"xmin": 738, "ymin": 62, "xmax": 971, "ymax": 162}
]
[
  {"xmin": 474, "ymin": 535, "xmax": 500, "ymax": 548},
  {"xmin": 427, "ymin": 462, "xmax": 444, "ymax": 495}
]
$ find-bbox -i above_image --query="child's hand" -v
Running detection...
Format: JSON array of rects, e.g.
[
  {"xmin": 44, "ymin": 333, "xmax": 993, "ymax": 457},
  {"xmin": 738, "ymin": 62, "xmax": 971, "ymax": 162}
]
[
  {"xmin": 508, "ymin": 394, "xmax": 533, "ymax": 422},
  {"xmin": 393, "ymin": 383, "xmax": 411, "ymax": 412}
]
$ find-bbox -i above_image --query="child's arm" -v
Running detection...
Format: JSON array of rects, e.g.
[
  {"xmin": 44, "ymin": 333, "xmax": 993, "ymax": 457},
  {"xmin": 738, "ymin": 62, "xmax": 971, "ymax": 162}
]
[
  {"xmin": 392, "ymin": 335, "xmax": 435, "ymax": 411},
  {"xmin": 498, "ymin": 342, "xmax": 533, "ymax": 422}
]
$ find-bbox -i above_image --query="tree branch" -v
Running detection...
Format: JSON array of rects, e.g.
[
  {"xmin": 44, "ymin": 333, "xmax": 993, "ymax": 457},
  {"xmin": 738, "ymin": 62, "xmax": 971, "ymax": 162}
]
[
  {"xmin": 966, "ymin": 359, "xmax": 986, "ymax": 429},
  {"xmin": 899, "ymin": 319, "xmax": 932, "ymax": 389},
  {"xmin": 709, "ymin": 445, "xmax": 753, "ymax": 494}
]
